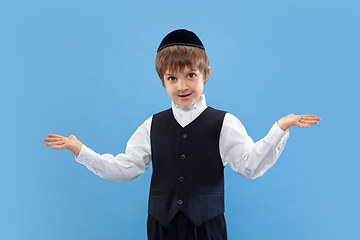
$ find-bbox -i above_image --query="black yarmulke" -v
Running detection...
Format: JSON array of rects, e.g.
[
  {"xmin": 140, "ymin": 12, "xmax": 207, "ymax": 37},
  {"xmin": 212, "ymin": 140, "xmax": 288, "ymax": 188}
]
[{"xmin": 157, "ymin": 29, "xmax": 205, "ymax": 52}]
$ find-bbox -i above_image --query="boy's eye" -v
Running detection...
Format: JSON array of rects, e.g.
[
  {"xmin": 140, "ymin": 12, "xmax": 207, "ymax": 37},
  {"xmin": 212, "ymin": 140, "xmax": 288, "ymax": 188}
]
[
  {"xmin": 188, "ymin": 73, "xmax": 196, "ymax": 78},
  {"xmin": 168, "ymin": 77, "xmax": 177, "ymax": 81}
]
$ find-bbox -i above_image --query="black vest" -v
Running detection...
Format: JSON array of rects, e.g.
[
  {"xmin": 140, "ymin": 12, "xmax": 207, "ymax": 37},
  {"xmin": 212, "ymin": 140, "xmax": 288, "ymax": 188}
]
[{"xmin": 149, "ymin": 107, "xmax": 227, "ymax": 227}]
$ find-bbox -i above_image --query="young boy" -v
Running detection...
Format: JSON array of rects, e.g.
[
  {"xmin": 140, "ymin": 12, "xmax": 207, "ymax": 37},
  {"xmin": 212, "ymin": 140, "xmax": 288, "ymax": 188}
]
[{"xmin": 44, "ymin": 29, "xmax": 320, "ymax": 240}]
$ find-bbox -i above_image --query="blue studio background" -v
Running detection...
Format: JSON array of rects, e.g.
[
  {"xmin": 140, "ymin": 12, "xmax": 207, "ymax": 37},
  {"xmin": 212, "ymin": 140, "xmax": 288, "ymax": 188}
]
[{"xmin": 0, "ymin": 0, "xmax": 358, "ymax": 239}]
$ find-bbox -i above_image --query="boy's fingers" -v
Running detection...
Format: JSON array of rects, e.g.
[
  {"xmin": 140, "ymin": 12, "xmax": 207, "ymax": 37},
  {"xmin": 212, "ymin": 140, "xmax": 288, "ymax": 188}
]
[
  {"xmin": 51, "ymin": 145, "xmax": 66, "ymax": 149},
  {"xmin": 305, "ymin": 122, "xmax": 318, "ymax": 126},
  {"xmin": 45, "ymin": 140, "xmax": 64, "ymax": 146},
  {"xmin": 47, "ymin": 134, "xmax": 64, "ymax": 138},
  {"xmin": 300, "ymin": 115, "xmax": 320, "ymax": 120},
  {"xmin": 298, "ymin": 116, "xmax": 319, "ymax": 127},
  {"xmin": 300, "ymin": 119, "xmax": 319, "ymax": 123},
  {"xmin": 44, "ymin": 137, "xmax": 62, "ymax": 142},
  {"xmin": 298, "ymin": 123, "xmax": 310, "ymax": 128},
  {"xmin": 299, "ymin": 121, "xmax": 318, "ymax": 126}
]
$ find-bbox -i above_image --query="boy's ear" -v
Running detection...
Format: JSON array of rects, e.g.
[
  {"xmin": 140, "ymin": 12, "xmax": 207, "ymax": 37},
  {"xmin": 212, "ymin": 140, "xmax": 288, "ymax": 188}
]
[{"xmin": 204, "ymin": 67, "xmax": 211, "ymax": 84}]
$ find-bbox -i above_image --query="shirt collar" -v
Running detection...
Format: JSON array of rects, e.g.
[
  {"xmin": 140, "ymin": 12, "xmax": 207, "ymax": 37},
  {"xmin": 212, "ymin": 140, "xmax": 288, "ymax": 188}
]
[{"xmin": 172, "ymin": 93, "xmax": 207, "ymax": 113}]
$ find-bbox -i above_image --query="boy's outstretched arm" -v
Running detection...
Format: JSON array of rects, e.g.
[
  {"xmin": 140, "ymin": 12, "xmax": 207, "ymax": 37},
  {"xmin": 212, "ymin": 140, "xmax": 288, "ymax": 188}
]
[
  {"xmin": 44, "ymin": 134, "xmax": 83, "ymax": 158},
  {"xmin": 277, "ymin": 114, "xmax": 320, "ymax": 131}
]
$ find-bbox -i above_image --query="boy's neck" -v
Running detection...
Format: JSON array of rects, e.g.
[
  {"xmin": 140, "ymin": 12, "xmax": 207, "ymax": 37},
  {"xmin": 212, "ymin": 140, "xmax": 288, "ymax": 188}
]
[
  {"xmin": 171, "ymin": 94, "xmax": 207, "ymax": 128},
  {"xmin": 172, "ymin": 94, "xmax": 206, "ymax": 112}
]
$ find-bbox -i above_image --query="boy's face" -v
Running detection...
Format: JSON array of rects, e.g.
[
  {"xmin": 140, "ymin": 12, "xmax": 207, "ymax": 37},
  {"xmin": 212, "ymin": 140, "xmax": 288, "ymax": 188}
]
[{"xmin": 163, "ymin": 65, "xmax": 209, "ymax": 108}]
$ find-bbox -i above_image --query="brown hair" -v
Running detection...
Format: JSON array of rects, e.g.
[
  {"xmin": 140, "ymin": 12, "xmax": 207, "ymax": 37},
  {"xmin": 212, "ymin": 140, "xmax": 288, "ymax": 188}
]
[{"xmin": 155, "ymin": 45, "xmax": 210, "ymax": 87}]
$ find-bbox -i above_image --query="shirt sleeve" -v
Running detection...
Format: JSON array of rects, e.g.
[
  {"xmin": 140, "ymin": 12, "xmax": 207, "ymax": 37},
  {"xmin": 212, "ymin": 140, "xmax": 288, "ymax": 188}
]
[
  {"xmin": 220, "ymin": 113, "xmax": 289, "ymax": 180},
  {"xmin": 75, "ymin": 117, "xmax": 153, "ymax": 182}
]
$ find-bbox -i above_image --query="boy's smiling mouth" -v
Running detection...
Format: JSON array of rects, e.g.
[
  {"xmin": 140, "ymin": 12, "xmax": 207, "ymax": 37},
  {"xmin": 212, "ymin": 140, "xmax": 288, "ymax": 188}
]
[{"xmin": 178, "ymin": 93, "xmax": 192, "ymax": 99}]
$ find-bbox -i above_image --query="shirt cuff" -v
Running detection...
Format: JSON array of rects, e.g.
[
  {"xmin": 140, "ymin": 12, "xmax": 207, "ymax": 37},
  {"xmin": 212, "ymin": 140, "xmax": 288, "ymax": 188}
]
[
  {"xmin": 76, "ymin": 144, "xmax": 104, "ymax": 176},
  {"xmin": 76, "ymin": 144, "xmax": 94, "ymax": 165},
  {"xmin": 263, "ymin": 122, "xmax": 290, "ymax": 146}
]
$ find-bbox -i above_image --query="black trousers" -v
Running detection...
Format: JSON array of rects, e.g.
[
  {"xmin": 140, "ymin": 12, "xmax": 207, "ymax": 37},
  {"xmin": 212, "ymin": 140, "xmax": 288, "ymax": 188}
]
[{"xmin": 147, "ymin": 211, "xmax": 227, "ymax": 240}]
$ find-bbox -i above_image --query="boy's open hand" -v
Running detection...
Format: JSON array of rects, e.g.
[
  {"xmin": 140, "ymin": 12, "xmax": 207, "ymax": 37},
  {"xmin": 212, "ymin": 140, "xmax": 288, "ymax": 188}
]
[
  {"xmin": 44, "ymin": 134, "xmax": 83, "ymax": 158},
  {"xmin": 277, "ymin": 114, "xmax": 320, "ymax": 132}
]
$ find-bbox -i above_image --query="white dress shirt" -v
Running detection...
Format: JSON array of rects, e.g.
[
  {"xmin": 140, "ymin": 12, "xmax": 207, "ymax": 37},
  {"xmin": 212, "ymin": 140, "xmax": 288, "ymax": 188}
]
[{"xmin": 76, "ymin": 94, "xmax": 289, "ymax": 182}]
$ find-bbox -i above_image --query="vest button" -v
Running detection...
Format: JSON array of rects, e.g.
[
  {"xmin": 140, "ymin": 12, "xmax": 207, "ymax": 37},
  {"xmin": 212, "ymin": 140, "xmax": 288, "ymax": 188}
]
[
  {"xmin": 177, "ymin": 199, "xmax": 183, "ymax": 205},
  {"xmin": 179, "ymin": 176, "xmax": 184, "ymax": 182},
  {"xmin": 180, "ymin": 154, "xmax": 186, "ymax": 160},
  {"xmin": 182, "ymin": 133, "xmax": 187, "ymax": 139}
]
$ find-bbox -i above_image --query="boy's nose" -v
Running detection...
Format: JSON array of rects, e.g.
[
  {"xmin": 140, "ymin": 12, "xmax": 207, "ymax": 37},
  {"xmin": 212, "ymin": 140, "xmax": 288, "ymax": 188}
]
[
  {"xmin": 177, "ymin": 81, "xmax": 189, "ymax": 91},
  {"xmin": 177, "ymin": 85, "xmax": 189, "ymax": 91}
]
